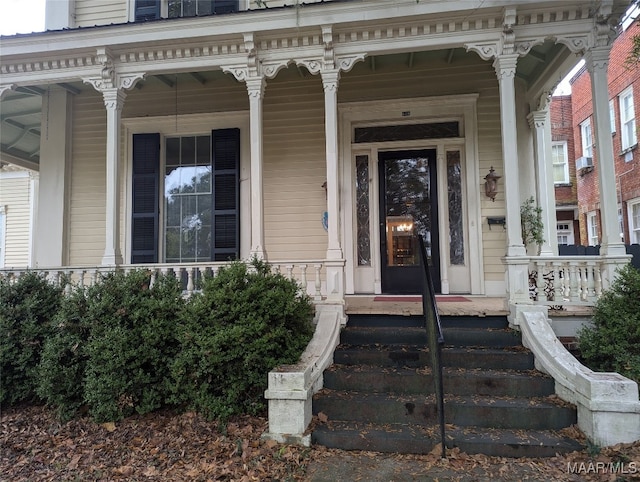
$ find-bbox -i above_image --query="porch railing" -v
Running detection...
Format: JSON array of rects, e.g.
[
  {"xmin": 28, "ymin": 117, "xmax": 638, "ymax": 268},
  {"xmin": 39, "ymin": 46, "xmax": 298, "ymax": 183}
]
[
  {"xmin": 528, "ymin": 256, "xmax": 604, "ymax": 306},
  {"xmin": 418, "ymin": 236, "xmax": 446, "ymax": 458},
  {"xmin": 527, "ymin": 255, "xmax": 630, "ymax": 307},
  {"xmin": 0, "ymin": 260, "xmax": 327, "ymax": 300}
]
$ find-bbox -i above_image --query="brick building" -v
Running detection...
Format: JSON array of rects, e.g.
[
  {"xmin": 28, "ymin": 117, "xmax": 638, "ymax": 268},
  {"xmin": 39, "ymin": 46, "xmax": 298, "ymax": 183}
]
[
  {"xmin": 568, "ymin": 19, "xmax": 640, "ymax": 246},
  {"xmin": 551, "ymin": 95, "xmax": 580, "ymax": 244}
]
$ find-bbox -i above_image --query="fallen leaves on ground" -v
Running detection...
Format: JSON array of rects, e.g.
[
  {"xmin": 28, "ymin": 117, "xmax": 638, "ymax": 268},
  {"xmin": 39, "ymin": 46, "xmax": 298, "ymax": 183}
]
[
  {"xmin": 1, "ymin": 405, "xmax": 311, "ymax": 481},
  {"xmin": 2, "ymin": 405, "xmax": 640, "ymax": 481}
]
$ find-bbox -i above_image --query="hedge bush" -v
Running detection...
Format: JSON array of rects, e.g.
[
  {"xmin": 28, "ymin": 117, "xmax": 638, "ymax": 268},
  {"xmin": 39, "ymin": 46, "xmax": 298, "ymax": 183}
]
[
  {"xmin": 0, "ymin": 272, "xmax": 63, "ymax": 407},
  {"xmin": 579, "ymin": 263, "xmax": 640, "ymax": 383},
  {"xmin": 169, "ymin": 258, "xmax": 315, "ymax": 420},
  {"xmin": 81, "ymin": 270, "xmax": 186, "ymax": 422},
  {"xmin": 36, "ymin": 288, "xmax": 90, "ymax": 421}
]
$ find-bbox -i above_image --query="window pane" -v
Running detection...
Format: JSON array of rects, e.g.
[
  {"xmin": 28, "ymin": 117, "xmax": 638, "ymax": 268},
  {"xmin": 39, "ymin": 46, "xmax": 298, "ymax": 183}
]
[
  {"xmin": 632, "ymin": 203, "xmax": 640, "ymax": 244},
  {"xmin": 181, "ymin": 136, "xmax": 196, "ymax": 165},
  {"xmin": 354, "ymin": 122, "xmax": 459, "ymax": 143},
  {"xmin": 164, "ymin": 135, "xmax": 215, "ymax": 263},
  {"xmin": 197, "ymin": 0, "xmax": 213, "ymax": 15},
  {"xmin": 183, "ymin": 0, "xmax": 197, "ymax": 16},
  {"xmin": 447, "ymin": 150, "xmax": 464, "ymax": 265},
  {"xmin": 355, "ymin": 155, "xmax": 371, "ymax": 266},
  {"xmin": 168, "ymin": 0, "xmax": 181, "ymax": 17},
  {"xmin": 166, "ymin": 137, "xmax": 180, "ymax": 165}
]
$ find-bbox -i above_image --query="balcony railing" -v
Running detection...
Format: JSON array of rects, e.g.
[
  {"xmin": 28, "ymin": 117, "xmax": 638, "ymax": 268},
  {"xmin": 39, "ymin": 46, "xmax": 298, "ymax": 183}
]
[{"xmin": 0, "ymin": 260, "xmax": 327, "ymax": 300}]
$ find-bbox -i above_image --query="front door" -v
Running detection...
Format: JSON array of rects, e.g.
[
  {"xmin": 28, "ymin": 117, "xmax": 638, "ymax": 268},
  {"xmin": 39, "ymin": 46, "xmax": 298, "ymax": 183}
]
[{"xmin": 379, "ymin": 149, "xmax": 440, "ymax": 294}]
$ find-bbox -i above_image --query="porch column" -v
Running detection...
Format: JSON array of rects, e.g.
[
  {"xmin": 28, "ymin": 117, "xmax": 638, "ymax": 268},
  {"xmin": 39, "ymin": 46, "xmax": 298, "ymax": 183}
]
[
  {"xmin": 528, "ymin": 108, "xmax": 558, "ymax": 256},
  {"xmin": 102, "ymin": 88, "xmax": 126, "ymax": 265},
  {"xmin": 34, "ymin": 87, "xmax": 72, "ymax": 267},
  {"xmin": 83, "ymin": 50, "xmax": 144, "ymax": 266},
  {"xmin": 494, "ymin": 54, "xmax": 526, "ymax": 256},
  {"xmin": 494, "ymin": 53, "xmax": 530, "ymax": 304},
  {"xmin": 246, "ymin": 77, "xmax": 266, "ymax": 259},
  {"xmin": 585, "ymin": 47, "xmax": 627, "ymax": 257},
  {"xmin": 320, "ymin": 69, "xmax": 344, "ymax": 302}
]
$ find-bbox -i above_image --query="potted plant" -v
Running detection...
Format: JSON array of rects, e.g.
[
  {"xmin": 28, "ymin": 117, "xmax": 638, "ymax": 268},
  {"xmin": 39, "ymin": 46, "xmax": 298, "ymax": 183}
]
[{"xmin": 520, "ymin": 196, "xmax": 544, "ymax": 255}]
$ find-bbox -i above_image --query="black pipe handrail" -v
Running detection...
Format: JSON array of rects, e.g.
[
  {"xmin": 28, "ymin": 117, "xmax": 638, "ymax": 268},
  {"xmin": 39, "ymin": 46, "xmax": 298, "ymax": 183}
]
[{"xmin": 418, "ymin": 236, "xmax": 446, "ymax": 459}]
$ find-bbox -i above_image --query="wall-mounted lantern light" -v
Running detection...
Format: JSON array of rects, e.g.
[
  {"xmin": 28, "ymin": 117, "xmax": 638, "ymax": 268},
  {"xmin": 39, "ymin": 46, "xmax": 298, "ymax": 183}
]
[{"xmin": 484, "ymin": 166, "xmax": 501, "ymax": 202}]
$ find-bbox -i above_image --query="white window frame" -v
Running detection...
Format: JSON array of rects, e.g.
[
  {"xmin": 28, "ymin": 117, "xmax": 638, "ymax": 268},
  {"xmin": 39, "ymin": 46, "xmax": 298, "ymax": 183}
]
[
  {"xmin": 587, "ymin": 211, "xmax": 599, "ymax": 246},
  {"xmin": 628, "ymin": 198, "xmax": 640, "ymax": 244},
  {"xmin": 556, "ymin": 221, "xmax": 574, "ymax": 245},
  {"xmin": 0, "ymin": 206, "xmax": 5, "ymax": 268},
  {"xmin": 551, "ymin": 141, "xmax": 569, "ymax": 184},
  {"xmin": 580, "ymin": 118, "xmax": 593, "ymax": 158},
  {"xmin": 619, "ymin": 87, "xmax": 637, "ymax": 151},
  {"xmin": 609, "ymin": 99, "xmax": 616, "ymax": 134}
]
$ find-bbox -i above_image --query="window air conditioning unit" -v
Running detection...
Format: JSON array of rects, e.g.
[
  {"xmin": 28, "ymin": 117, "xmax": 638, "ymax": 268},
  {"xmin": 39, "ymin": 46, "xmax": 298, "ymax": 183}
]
[{"xmin": 576, "ymin": 156, "xmax": 593, "ymax": 171}]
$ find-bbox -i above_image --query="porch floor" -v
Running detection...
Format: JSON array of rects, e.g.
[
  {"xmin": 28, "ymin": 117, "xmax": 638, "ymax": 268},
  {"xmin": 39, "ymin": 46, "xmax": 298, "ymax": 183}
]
[{"xmin": 344, "ymin": 295, "xmax": 509, "ymax": 317}]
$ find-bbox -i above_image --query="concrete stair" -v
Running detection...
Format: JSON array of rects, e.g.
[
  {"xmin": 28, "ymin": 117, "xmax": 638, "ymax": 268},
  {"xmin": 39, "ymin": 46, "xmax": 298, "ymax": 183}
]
[{"xmin": 311, "ymin": 314, "xmax": 583, "ymax": 457}]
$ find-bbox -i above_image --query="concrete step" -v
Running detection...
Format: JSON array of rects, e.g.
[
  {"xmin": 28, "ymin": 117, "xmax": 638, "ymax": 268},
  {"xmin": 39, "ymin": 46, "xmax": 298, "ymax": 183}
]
[
  {"xmin": 334, "ymin": 345, "xmax": 535, "ymax": 370},
  {"xmin": 346, "ymin": 314, "xmax": 509, "ymax": 330},
  {"xmin": 313, "ymin": 391, "xmax": 577, "ymax": 430},
  {"xmin": 340, "ymin": 326, "xmax": 522, "ymax": 348},
  {"xmin": 323, "ymin": 365, "xmax": 555, "ymax": 398},
  {"xmin": 311, "ymin": 421, "xmax": 583, "ymax": 458}
]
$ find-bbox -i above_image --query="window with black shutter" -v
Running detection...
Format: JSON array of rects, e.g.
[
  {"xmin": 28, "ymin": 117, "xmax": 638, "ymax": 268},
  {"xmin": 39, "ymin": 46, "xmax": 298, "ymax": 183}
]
[{"xmin": 131, "ymin": 133, "xmax": 160, "ymax": 263}]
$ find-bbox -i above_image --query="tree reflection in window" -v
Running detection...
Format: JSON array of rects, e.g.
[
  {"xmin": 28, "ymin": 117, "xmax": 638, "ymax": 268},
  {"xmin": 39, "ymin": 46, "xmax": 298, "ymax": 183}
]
[
  {"xmin": 165, "ymin": 135, "xmax": 212, "ymax": 262},
  {"xmin": 384, "ymin": 156, "xmax": 432, "ymax": 259},
  {"xmin": 447, "ymin": 151, "xmax": 464, "ymax": 265}
]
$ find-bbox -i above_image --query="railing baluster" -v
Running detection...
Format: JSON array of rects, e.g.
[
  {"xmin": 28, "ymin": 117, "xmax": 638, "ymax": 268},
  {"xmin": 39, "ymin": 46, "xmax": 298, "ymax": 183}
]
[
  {"xmin": 314, "ymin": 264, "xmax": 322, "ymax": 301},
  {"xmin": 536, "ymin": 260, "xmax": 547, "ymax": 302},
  {"xmin": 300, "ymin": 264, "xmax": 308, "ymax": 295},
  {"xmin": 186, "ymin": 266, "xmax": 195, "ymax": 295},
  {"xmin": 552, "ymin": 262, "xmax": 563, "ymax": 302},
  {"xmin": 594, "ymin": 262, "xmax": 603, "ymax": 298},
  {"xmin": 286, "ymin": 264, "xmax": 294, "ymax": 280}
]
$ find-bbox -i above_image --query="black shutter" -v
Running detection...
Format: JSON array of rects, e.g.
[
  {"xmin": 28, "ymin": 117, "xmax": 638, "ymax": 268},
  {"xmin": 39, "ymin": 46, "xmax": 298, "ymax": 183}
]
[
  {"xmin": 211, "ymin": 128, "xmax": 240, "ymax": 261},
  {"xmin": 135, "ymin": 0, "xmax": 160, "ymax": 21},
  {"xmin": 132, "ymin": 133, "xmax": 160, "ymax": 264}
]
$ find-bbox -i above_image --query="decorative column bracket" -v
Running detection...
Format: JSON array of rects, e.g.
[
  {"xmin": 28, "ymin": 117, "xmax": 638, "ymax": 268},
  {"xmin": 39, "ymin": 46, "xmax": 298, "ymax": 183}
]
[
  {"xmin": 82, "ymin": 48, "xmax": 145, "ymax": 94},
  {"xmin": 0, "ymin": 84, "xmax": 16, "ymax": 100}
]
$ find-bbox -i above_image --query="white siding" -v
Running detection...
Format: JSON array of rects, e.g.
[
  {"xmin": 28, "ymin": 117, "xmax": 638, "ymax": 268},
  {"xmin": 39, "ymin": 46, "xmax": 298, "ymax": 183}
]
[
  {"xmin": 263, "ymin": 71, "xmax": 327, "ymax": 261},
  {"xmin": 75, "ymin": 0, "xmax": 128, "ymax": 27},
  {"xmin": 0, "ymin": 172, "xmax": 33, "ymax": 268},
  {"xmin": 69, "ymin": 92, "xmax": 108, "ymax": 266}
]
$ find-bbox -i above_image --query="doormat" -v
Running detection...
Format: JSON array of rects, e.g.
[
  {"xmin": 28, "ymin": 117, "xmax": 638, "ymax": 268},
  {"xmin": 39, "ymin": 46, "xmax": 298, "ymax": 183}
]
[{"xmin": 373, "ymin": 296, "xmax": 471, "ymax": 302}]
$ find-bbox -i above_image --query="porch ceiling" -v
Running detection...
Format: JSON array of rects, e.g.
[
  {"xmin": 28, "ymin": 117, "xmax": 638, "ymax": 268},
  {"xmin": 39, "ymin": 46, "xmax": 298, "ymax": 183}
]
[{"xmin": 0, "ymin": 39, "xmax": 574, "ymax": 171}]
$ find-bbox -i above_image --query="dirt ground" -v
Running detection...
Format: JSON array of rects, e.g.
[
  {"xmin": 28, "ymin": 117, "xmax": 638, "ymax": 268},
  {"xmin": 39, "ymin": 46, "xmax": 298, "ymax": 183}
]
[{"xmin": 2, "ymin": 405, "xmax": 639, "ymax": 481}]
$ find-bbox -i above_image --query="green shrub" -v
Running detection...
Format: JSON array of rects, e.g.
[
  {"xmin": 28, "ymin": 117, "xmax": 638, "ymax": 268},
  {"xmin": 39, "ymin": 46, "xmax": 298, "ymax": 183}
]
[
  {"xmin": 0, "ymin": 272, "xmax": 63, "ymax": 406},
  {"xmin": 579, "ymin": 263, "xmax": 640, "ymax": 383},
  {"xmin": 36, "ymin": 288, "xmax": 90, "ymax": 421},
  {"xmin": 170, "ymin": 258, "xmax": 315, "ymax": 420},
  {"xmin": 81, "ymin": 270, "xmax": 185, "ymax": 422}
]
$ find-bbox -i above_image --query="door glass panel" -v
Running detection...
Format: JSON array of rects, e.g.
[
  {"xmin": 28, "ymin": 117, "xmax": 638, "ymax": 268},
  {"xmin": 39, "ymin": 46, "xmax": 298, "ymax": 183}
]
[
  {"xmin": 447, "ymin": 150, "xmax": 464, "ymax": 265},
  {"xmin": 384, "ymin": 156, "xmax": 432, "ymax": 267},
  {"xmin": 355, "ymin": 155, "xmax": 371, "ymax": 266}
]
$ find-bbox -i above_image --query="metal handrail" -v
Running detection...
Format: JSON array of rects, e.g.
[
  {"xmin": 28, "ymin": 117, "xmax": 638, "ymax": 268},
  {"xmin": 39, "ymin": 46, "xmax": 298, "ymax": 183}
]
[{"xmin": 418, "ymin": 236, "xmax": 446, "ymax": 458}]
